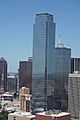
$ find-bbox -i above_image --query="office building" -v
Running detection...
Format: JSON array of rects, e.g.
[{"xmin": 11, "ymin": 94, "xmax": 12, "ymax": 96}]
[
  {"xmin": 71, "ymin": 58, "xmax": 80, "ymax": 73},
  {"xmin": 68, "ymin": 72, "xmax": 80, "ymax": 120},
  {"xmin": 7, "ymin": 73, "xmax": 17, "ymax": 93},
  {"xmin": 36, "ymin": 111, "xmax": 71, "ymax": 120},
  {"xmin": 19, "ymin": 57, "xmax": 32, "ymax": 93},
  {"xmin": 32, "ymin": 13, "xmax": 55, "ymax": 111},
  {"xmin": 55, "ymin": 42, "xmax": 71, "ymax": 111},
  {"xmin": 0, "ymin": 57, "xmax": 7, "ymax": 92}
]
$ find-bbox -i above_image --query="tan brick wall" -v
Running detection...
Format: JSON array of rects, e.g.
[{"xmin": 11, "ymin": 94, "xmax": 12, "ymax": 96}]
[{"xmin": 8, "ymin": 114, "xmax": 31, "ymax": 120}]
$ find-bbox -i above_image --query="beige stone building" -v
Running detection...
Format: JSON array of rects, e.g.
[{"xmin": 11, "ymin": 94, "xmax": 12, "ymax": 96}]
[
  {"xmin": 20, "ymin": 94, "xmax": 31, "ymax": 112},
  {"xmin": 20, "ymin": 87, "xmax": 30, "ymax": 95},
  {"xmin": 20, "ymin": 87, "xmax": 31, "ymax": 112},
  {"xmin": 8, "ymin": 111, "xmax": 35, "ymax": 120}
]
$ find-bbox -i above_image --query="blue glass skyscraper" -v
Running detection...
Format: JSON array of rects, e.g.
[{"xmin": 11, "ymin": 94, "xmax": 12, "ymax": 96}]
[
  {"xmin": 54, "ymin": 43, "xmax": 71, "ymax": 111},
  {"xmin": 32, "ymin": 13, "xmax": 55, "ymax": 112}
]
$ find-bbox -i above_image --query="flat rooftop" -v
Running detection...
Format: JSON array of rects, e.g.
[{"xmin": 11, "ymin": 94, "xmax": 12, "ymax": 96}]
[
  {"xmin": 9, "ymin": 111, "xmax": 35, "ymax": 118},
  {"xmin": 69, "ymin": 73, "xmax": 80, "ymax": 77},
  {"xmin": 37, "ymin": 112, "xmax": 70, "ymax": 117},
  {"xmin": 36, "ymin": 13, "xmax": 53, "ymax": 16}
]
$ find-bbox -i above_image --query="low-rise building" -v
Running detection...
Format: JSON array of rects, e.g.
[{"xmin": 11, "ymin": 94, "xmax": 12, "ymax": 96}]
[
  {"xmin": 8, "ymin": 111, "xmax": 35, "ymax": 120},
  {"xmin": 36, "ymin": 111, "xmax": 71, "ymax": 120},
  {"xmin": 0, "ymin": 93, "xmax": 13, "ymax": 101}
]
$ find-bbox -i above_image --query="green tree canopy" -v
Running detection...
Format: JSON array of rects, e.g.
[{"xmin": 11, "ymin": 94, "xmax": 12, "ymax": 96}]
[{"xmin": 0, "ymin": 110, "xmax": 9, "ymax": 120}]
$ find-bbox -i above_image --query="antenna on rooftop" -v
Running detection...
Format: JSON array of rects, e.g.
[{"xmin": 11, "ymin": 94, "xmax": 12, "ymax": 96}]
[
  {"xmin": 56, "ymin": 35, "xmax": 70, "ymax": 48},
  {"xmin": 59, "ymin": 34, "xmax": 62, "ymax": 43},
  {"xmin": 56, "ymin": 35, "xmax": 64, "ymax": 47}
]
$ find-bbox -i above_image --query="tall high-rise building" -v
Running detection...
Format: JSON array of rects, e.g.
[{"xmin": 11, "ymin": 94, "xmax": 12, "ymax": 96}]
[
  {"xmin": 71, "ymin": 58, "xmax": 80, "ymax": 73},
  {"xmin": 32, "ymin": 13, "xmax": 55, "ymax": 112},
  {"xmin": 55, "ymin": 43, "xmax": 71, "ymax": 111},
  {"xmin": 19, "ymin": 57, "xmax": 32, "ymax": 93},
  {"xmin": 0, "ymin": 57, "xmax": 7, "ymax": 92},
  {"xmin": 68, "ymin": 72, "xmax": 80, "ymax": 120}
]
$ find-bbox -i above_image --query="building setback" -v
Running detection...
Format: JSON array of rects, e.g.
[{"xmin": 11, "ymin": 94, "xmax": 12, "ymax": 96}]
[
  {"xmin": 55, "ymin": 43, "xmax": 71, "ymax": 111},
  {"xmin": 68, "ymin": 72, "xmax": 80, "ymax": 119},
  {"xmin": 0, "ymin": 57, "xmax": 7, "ymax": 92},
  {"xmin": 71, "ymin": 58, "xmax": 80, "ymax": 73},
  {"xmin": 32, "ymin": 13, "xmax": 55, "ymax": 112},
  {"xmin": 19, "ymin": 57, "xmax": 32, "ymax": 93}
]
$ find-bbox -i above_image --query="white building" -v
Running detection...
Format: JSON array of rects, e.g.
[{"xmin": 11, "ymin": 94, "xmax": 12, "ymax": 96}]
[{"xmin": 8, "ymin": 111, "xmax": 35, "ymax": 120}]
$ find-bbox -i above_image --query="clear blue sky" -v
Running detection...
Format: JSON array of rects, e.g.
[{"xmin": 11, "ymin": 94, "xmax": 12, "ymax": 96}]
[{"xmin": 0, "ymin": 0, "xmax": 80, "ymax": 72}]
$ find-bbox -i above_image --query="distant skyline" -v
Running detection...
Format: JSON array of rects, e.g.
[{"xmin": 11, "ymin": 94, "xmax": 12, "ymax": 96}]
[{"xmin": 0, "ymin": 0, "xmax": 80, "ymax": 72}]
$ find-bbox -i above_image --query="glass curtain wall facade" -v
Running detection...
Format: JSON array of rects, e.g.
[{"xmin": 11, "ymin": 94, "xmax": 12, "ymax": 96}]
[
  {"xmin": 32, "ymin": 13, "xmax": 55, "ymax": 112},
  {"xmin": 55, "ymin": 46, "xmax": 71, "ymax": 111}
]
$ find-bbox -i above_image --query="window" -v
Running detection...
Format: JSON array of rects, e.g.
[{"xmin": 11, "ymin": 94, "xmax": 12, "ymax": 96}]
[{"xmin": 13, "ymin": 116, "xmax": 16, "ymax": 120}]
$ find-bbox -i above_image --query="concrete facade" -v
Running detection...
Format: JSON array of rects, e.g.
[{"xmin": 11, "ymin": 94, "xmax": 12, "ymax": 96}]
[
  {"xmin": 68, "ymin": 72, "xmax": 80, "ymax": 119},
  {"xmin": 8, "ymin": 112, "xmax": 35, "ymax": 120}
]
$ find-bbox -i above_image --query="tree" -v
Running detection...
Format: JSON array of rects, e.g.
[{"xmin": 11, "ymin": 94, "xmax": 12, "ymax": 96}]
[
  {"xmin": 0, "ymin": 115, "xmax": 6, "ymax": 120},
  {"xmin": 0, "ymin": 110, "xmax": 9, "ymax": 120}
]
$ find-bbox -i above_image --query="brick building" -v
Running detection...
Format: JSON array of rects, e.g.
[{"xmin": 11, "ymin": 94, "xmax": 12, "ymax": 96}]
[
  {"xmin": 36, "ymin": 111, "xmax": 71, "ymax": 120},
  {"xmin": 19, "ymin": 57, "xmax": 32, "ymax": 93}
]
